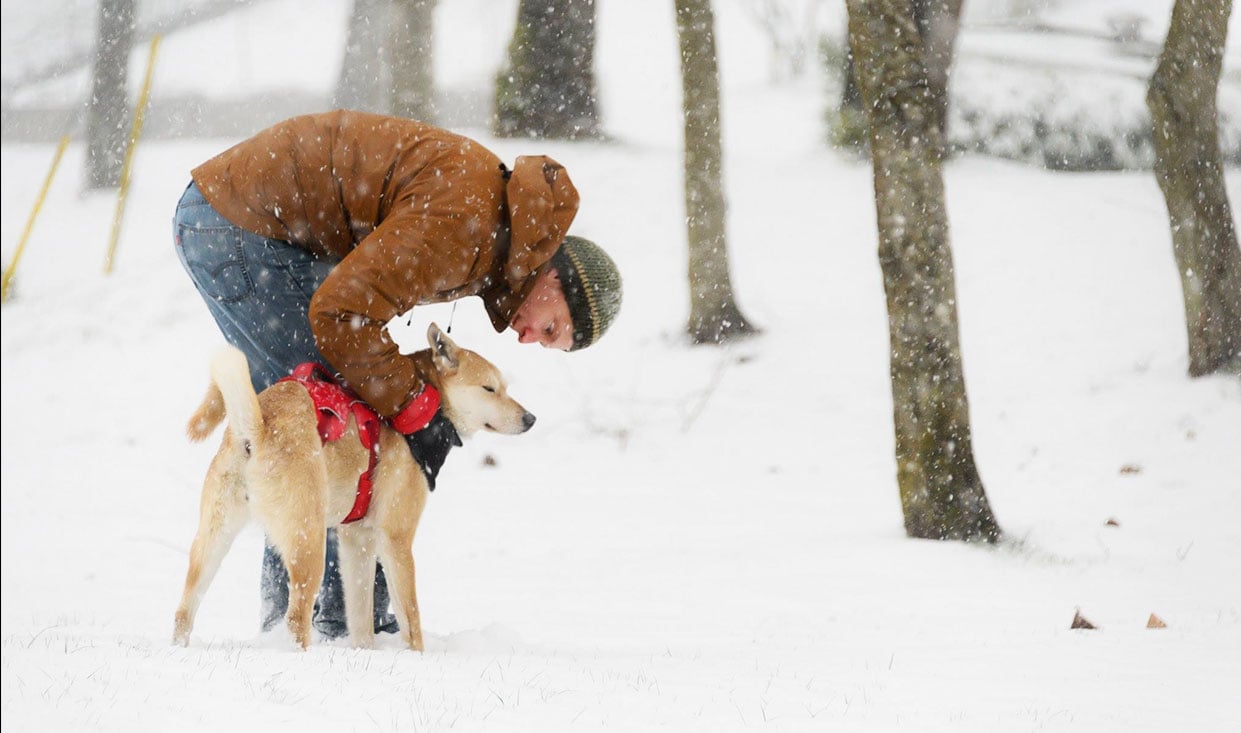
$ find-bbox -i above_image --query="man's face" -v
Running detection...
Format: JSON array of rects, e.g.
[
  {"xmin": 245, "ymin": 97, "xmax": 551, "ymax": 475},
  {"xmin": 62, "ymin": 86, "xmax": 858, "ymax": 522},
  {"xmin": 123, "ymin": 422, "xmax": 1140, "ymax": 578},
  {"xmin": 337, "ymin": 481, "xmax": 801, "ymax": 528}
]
[{"xmin": 510, "ymin": 267, "xmax": 574, "ymax": 350}]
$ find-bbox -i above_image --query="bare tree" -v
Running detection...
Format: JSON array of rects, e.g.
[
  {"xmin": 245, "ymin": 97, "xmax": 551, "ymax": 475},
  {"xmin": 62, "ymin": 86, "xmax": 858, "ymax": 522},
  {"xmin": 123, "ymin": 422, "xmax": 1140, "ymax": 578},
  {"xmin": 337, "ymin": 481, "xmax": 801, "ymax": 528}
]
[
  {"xmin": 333, "ymin": 0, "xmax": 438, "ymax": 121},
  {"xmin": 675, "ymin": 0, "xmax": 758, "ymax": 344},
  {"xmin": 916, "ymin": 0, "xmax": 963, "ymax": 136},
  {"xmin": 494, "ymin": 0, "xmax": 602, "ymax": 139},
  {"xmin": 335, "ymin": 0, "xmax": 392, "ymax": 112},
  {"xmin": 1147, "ymin": 0, "xmax": 1241, "ymax": 376},
  {"xmin": 836, "ymin": 0, "xmax": 962, "ymax": 150},
  {"xmin": 846, "ymin": 0, "xmax": 1000, "ymax": 542},
  {"xmin": 742, "ymin": 0, "xmax": 822, "ymax": 82},
  {"xmin": 86, "ymin": 0, "xmax": 135, "ymax": 190},
  {"xmin": 390, "ymin": 0, "xmax": 438, "ymax": 122}
]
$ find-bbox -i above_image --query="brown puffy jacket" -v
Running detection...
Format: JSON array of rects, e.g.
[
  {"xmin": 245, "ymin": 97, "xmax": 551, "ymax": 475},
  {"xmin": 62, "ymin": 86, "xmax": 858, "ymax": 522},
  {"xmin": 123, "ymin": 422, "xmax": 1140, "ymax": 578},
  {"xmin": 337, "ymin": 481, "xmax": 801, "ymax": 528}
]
[{"xmin": 192, "ymin": 110, "xmax": 579, "ymax": 418}]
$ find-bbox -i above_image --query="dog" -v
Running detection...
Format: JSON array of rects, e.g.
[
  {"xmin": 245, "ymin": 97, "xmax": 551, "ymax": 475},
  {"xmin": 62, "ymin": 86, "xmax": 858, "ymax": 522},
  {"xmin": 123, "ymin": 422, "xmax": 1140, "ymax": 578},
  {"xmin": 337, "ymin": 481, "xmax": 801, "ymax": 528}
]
[{"xmin": 173, "ymin": 323, "xmax": 534, "ymax": 651}]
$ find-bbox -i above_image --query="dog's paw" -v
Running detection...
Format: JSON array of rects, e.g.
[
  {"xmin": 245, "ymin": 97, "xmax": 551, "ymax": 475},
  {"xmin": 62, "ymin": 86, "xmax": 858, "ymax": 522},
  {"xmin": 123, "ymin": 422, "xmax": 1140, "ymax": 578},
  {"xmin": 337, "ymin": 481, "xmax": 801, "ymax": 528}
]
[{"xmin": 172, "ymin": 614, "xmax": 192, "ymax": 647}]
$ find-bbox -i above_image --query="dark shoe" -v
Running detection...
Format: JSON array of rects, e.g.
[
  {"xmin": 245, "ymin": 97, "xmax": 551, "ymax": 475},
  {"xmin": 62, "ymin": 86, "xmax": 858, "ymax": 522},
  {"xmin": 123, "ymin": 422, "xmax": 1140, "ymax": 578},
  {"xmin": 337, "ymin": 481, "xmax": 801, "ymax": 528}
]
[
  {"xmin": 372, "ymin": 563, "xmax": 399, "ymax": 633},
  {"xmin": 311, "ymin": 531, "xmax": 348, "ymax": 637},
  {"xmin": 259, "ymin": 542, "xmax": 290, "ymax": 633},
  {"xmin": 375, "ymin": 612, "xmax": 400, "ymax": 634},
  {"xmin": 312, "ymin": 612, "xmax": 397, "ymax": 638},
  {"xmin": 313, "ymin": 616, "xmax": 349, "ymax": 640},
  {"xmin": 262, "ymin": 531, "xmax": 401, "ymax": 637},
  {"xmin": 314, "ymin": 537, "xmax": 399, "ymax": 637}
]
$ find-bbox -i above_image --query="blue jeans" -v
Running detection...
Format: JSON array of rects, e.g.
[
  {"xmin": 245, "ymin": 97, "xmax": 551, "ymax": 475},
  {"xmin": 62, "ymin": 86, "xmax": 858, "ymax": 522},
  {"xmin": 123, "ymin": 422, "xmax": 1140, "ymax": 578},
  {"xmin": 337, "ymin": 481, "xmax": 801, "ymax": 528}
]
[{"xmin": 174, "ymin": 181, "xmax": 396, "ymax": 637}]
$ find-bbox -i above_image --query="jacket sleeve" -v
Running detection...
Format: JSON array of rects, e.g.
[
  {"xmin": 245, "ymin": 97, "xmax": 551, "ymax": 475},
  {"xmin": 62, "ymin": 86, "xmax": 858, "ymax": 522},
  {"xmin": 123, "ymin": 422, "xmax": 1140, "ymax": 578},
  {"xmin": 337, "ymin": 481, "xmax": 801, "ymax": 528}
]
[{"xmin": 307, "ymin": 211, "xmax": 478, "ymax": 418}]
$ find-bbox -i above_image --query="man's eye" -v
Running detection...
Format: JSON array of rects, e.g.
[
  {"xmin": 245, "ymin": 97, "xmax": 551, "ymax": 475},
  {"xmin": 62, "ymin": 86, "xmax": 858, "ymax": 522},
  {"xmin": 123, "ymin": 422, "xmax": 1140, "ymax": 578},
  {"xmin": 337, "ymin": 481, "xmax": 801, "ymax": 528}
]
[{"xmin": 482, "ymin": 385, "xmax": 496, "ymax": 393}]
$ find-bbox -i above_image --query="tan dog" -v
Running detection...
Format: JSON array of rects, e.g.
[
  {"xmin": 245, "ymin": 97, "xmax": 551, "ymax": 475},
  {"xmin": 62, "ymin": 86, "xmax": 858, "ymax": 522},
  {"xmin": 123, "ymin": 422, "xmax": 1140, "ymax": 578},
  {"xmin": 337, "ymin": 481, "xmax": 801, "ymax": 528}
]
[{"xmin": 173, "ymin": 324, "xmax": 534, "ymax": 651}]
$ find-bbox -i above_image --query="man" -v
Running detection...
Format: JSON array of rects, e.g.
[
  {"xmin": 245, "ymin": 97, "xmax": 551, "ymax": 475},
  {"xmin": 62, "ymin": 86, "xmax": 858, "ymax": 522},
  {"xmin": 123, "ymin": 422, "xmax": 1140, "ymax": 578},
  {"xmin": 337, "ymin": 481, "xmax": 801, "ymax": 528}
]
[{"xmin": 174, "ymin": 110, "xmax": 622, "ymax": 637}]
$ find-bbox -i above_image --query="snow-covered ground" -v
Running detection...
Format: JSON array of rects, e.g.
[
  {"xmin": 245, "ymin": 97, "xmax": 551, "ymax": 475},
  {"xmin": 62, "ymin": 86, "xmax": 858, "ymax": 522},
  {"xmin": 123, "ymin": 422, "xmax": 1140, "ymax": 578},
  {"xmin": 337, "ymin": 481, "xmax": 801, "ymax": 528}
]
[{"xmin": 3, "ymin": 1, "xmax": 1239, "ymax": 731}]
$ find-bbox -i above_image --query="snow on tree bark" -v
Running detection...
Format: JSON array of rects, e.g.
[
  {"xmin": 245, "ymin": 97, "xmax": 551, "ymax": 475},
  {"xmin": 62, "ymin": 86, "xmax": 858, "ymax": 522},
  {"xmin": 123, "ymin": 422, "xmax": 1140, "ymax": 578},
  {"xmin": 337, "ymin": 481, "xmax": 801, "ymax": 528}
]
[
  {"xmin": 847, "ymin": 0, "xmax": 1000, "ymax": 542},
  {"xmin": 86, "ymin": 0, "xmax": 134, "ymax": 190},
  {"xmin": 1147, "ymin": 0, "xmax": 1241, "ymax": 377},
  {"xmin": 675, "ymin": 0, "xmax": 757, "ymax": 344},
  {"xmin": 494, "ymin": 0, "xmax": 602, "ymax": 140}
]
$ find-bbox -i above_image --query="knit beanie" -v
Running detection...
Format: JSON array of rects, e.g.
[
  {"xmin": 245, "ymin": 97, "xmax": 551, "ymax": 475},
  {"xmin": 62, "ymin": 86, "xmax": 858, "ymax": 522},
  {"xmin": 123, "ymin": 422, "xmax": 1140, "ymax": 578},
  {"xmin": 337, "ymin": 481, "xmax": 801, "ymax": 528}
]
[{"xmin": 549, "ymin": 236, "xmax": 622, "ymax": 350}]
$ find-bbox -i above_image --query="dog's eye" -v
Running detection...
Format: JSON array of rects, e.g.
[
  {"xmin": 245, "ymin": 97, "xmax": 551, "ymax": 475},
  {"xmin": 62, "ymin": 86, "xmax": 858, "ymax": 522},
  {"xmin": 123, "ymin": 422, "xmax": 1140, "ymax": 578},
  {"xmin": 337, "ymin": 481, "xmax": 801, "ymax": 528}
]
[{"xmin": 482, "ymin": 385, "xmax": 496, "ymax": 393}]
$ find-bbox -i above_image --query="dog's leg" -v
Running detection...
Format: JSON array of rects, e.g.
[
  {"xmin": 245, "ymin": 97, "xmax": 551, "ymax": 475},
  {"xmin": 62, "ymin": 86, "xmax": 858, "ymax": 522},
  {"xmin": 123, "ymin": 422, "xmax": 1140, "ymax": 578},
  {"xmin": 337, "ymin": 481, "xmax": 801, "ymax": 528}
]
[
  {"xmin": 336, "ymin": 524, "xmax": 378, "ymax": 649},
  {"xmin": 377, "ymin": 531, "xmax": 423, "ymax": 652},
  {"xmin": 250, "ymin": 444, "xmax": 330, "ymax": 650},
  {"xmin": 174, "ymin": 466, "xmax": 249, "ymax": 646},
  {"xmin": 267, "ymin": 518, "xmax": 326, "ymax": 650}
]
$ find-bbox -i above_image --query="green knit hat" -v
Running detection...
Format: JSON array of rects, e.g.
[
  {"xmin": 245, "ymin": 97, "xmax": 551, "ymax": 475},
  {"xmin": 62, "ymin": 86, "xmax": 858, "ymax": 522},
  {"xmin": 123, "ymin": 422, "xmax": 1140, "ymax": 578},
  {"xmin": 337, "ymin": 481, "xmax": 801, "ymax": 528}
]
[{"xmin": 549, "ymin": 236, "xmax": 622, "ymax": 350}]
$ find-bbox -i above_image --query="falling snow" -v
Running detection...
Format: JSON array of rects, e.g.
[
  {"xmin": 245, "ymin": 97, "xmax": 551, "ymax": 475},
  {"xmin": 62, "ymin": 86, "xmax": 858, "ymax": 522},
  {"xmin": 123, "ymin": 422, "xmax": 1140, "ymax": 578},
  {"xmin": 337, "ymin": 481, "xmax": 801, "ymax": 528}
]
[{"xmin": 1, "ymin": 1, "xmax": 1239, "ymax": 732}]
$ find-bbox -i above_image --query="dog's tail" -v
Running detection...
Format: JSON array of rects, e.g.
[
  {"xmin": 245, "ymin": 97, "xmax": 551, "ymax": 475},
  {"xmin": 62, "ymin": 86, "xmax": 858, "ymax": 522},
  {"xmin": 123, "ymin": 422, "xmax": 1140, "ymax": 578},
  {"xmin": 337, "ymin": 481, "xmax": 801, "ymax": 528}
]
[{"xmin": 186, "ymin": 345, "xmax": 263, "ymax": 444}]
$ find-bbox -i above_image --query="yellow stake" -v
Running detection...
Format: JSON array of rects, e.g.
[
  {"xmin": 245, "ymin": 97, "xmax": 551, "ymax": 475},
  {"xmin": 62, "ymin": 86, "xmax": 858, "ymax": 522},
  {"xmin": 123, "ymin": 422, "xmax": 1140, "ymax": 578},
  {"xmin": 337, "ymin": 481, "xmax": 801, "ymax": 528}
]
[
  {"xmin": 2, "ymin": 134, "xmax": 71, "ymax": 303},
  {"xmin": 104, "ymin": 33, "xmax": 162, "ymax": 274}
]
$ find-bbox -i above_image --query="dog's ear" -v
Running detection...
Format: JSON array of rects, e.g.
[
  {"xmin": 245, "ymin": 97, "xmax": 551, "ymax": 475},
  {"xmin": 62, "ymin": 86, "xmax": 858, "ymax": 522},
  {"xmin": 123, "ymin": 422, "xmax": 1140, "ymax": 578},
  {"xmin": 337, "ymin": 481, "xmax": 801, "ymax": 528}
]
[{"xmin": 427, "ymin": 323, "xmax": 460, "ymax": 371}]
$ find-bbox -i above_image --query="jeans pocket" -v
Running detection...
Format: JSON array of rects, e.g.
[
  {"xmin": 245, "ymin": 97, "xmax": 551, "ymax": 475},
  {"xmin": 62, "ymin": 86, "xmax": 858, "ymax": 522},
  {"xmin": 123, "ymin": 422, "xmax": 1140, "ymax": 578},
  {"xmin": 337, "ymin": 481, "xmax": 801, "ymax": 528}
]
[
  {"xmin": 248, "ymin": 235, "xmax": 335, "ymax": 300},
  {"xmin": 176, "ymin": 223, "xmax": 254, "ymax": 304}
]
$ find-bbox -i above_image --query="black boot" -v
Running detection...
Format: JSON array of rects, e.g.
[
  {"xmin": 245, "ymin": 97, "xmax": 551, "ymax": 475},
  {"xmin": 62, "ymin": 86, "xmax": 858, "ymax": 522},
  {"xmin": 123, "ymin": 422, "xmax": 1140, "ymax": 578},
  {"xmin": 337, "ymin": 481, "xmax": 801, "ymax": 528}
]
[
  {"xmin": 259, "ymin": 530, "xmax": 398, "ymax": 638},
  {"xmin": 259, "ymin": 541, "xmax": 288, "ymax": 632},
  {"xmin": 373, "ymin": 563, "xmax": 400, "ymax": 634}
]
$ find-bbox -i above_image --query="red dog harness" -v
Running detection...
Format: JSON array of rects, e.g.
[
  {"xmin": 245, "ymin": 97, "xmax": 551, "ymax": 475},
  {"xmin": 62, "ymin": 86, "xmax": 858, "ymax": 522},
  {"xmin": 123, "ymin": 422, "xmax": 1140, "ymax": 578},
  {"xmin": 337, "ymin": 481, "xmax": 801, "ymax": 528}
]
[{"xmin": 278, "ymin": 363, "xmax": 382, "ymax": 524}]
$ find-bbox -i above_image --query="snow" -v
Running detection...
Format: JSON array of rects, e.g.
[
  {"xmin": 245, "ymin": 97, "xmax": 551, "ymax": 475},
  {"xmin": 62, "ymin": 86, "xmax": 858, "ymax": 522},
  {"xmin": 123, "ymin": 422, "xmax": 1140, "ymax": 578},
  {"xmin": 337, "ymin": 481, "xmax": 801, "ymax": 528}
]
[{"xmin": 3, "ymin": 1, "xmax": 1240, "ymax": 731}]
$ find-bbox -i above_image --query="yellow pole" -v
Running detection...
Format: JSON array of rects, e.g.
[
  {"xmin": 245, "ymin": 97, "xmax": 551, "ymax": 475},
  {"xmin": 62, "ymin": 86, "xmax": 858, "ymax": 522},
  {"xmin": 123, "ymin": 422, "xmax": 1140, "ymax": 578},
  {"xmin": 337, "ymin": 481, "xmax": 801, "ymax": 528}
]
[
  {"xmin": 2, "ymin": 134, "xmax": 71, "ymax": 303},
  {"xmin": 104, "ymin": 33, "xmax": 161, "ymax": 274}
]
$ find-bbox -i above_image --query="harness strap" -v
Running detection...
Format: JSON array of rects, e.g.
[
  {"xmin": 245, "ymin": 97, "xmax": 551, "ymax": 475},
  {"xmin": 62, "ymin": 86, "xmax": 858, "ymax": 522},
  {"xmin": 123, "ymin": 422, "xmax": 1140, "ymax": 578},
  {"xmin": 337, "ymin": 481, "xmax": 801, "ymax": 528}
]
[
  {"xmin": 279, "ymin": 364, "xmax": 382, "ymax": 524},
  {"xmin": 341, "ymin": 401, "xmax": 382, "ymax": 523}
]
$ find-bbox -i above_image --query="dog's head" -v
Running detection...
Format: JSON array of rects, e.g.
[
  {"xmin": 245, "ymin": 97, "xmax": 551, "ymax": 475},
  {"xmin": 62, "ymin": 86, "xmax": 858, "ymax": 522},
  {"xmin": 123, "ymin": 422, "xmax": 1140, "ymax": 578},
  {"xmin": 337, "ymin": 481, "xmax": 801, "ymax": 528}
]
[{"xmin": 425, "ymin": 323, "xmax": 535, "ymax": 437}]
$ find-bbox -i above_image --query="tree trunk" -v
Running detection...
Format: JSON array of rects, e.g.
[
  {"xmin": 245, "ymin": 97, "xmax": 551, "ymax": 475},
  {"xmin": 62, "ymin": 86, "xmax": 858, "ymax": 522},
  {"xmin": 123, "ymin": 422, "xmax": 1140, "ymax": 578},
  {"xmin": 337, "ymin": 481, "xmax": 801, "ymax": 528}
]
[
  {"xmin": 1147, "ymin": 0, "xmax": 1241, "ymax": 376},
  {"xmin": 675, "ymin": 0, "xmax": 758, "ymax": 344},
  {"xmin": 494, "ymin": 0, "xmax": 602, "ymax": 139},
  {"xmin": 335, "ymin": 0, "xmax": 393, "ymax": 113},
  {"xmin": 915, "ymin": 0, "xmax": 963, "ymax": 138},
  {"xmin": 837, "ymin": 0, "xmax": 961, "ymax": 151},
  {"xmin": 86, "ymin": 0, "xmax": 135, "ymax": 190},
  {"xmin": 390, "ymin": 0, "xmax": 437, "ymax": 122},
  {"xmin": 846, "ymin": 0, "xmax": 1000, "ymax": 542}
]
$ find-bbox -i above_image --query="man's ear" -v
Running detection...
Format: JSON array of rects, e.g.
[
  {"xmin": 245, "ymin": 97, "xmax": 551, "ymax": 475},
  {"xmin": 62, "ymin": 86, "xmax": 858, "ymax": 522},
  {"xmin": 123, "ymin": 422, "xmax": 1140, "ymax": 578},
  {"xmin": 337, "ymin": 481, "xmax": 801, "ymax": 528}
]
[
  {"xmin": 427, "ymin": 323, "xmax": 460, "ymax": 371},
  {"xmin": 543, "ymin": 265, "xmax": 567, "ymax": 300}
]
